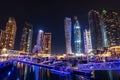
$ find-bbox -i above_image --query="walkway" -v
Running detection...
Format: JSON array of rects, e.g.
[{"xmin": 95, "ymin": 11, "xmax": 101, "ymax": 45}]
[{"xmin": 78, "ymin": 61, "xmax": 120, "ymax": 70}]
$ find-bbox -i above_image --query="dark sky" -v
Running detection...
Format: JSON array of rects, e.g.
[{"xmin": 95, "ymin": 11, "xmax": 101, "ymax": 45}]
[{"xmin": 0, "ymin": 0, "xmax": 120, "ymax": 53}]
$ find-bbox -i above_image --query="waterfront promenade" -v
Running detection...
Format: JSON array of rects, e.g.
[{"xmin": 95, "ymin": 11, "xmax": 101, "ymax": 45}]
[
  {"xmin": 0, "ymin": 54, "xmax": 120, "ymax": 80},
  {"xmin": 1, "ymin": 54, "xmax": 120, "ymax": 71}
]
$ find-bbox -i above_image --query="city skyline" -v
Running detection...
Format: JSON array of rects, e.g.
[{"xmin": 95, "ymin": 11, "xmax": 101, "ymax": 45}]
[{"xmin": 0, "ymin": 1, "xmax": 119, "ymax": 53}]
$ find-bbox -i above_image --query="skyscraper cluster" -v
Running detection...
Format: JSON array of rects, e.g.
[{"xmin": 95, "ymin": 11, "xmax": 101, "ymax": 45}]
[
  {"xmin": 64, "ymin": 17, "xmax": 83, "ymax": 54},
  {"xmin": 0, "ymin": 9, "xmax": 119, "ymax": 55},
  {"xmin": 89, "ymin": 9, "xmax": 120, "ymax": 50},
  {"xmin": 0, "ymin": 17, "xmax": 52, "ymax": 54},
  {"xmin": 64, "ymin": 9, "xmax": 120, "ymax": 55}
]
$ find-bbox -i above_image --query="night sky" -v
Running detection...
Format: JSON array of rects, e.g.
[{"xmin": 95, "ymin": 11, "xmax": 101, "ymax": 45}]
[{"xmin": 0, "ymin": 0, "xmax": 120, "ymax": 53}]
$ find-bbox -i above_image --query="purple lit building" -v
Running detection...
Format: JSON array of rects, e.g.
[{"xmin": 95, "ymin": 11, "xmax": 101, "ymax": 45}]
[{"xmin": 64, "ymin": 17, "xmax": 72, "ymax": 54}]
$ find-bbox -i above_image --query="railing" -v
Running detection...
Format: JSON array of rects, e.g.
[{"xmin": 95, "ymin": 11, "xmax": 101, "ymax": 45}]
[{"xmin": 78, "ymin": 61, "xmax": 120, "ymax": 70}]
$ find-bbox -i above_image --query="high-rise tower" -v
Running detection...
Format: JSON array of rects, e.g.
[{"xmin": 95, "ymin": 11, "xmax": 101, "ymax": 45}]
[
  {"xmin": 20, "ymin": 22, "xmax": 33, "ymax": 52},
  {"xmin": 64, "ymin": 17, "xmax": 72, "ymax": 54},
  {"xmin": 73, "ymin": 16, "xmax": 82, "ymax": 54},
  {"xmin": 84, "ymin": 29, "xmax": 92, "ymax": 54},
  {"xmin": 32, "ymin": 30, "xmax": 44, "ymax": 53},
  {"xmin": 88, "ymin": 10, "xmax": 103, "ymax": 50},
  {"xmin": 0, "ymin": 30, "xmax": 5, "ymax": 50},
  {"xmin": 101, "ymin": 10, "xmax": 120, "ymax": 47},
  {"xmin": 44, "ymin": 33, "xmax": 51, "ymax": 54},
  {"xmin": 0, "ymin": 17, "xmax": 17, "ymax": 50}
]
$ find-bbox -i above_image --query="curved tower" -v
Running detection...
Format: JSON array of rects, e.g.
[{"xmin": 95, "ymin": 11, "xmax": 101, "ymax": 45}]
[
  {"xmin": 88, "ymin": 10, "xmax": 103, "ymax": 50},
  {"xmin": 32, "ymin": 30, "xmax": 44, "ymax": 53},
  {"xmin": 64, "ymin": 17, "xmax": 72, "ymax": 54},
  {"xmin": 73, "ymin": 16, "xmax": 82, "ymax": 54},
  {"xmin": 20, "ymin": 22, "xmax": 33, "ymax": 52}
]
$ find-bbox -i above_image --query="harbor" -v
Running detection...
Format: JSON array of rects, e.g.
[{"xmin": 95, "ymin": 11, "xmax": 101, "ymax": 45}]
[{"xmin": 0, "ymin": 54, "xmax": 120, "ymax": 80}]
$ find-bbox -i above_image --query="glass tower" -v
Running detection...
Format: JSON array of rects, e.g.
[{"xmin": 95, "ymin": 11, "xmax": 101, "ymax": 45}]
[
  {"xmin": 20, "ymin": 22, "xmax": 33, "ymax": 53},
  {"xmin": 32, "ymin": 30, "xmax": 44, "ymax": 53},
  {"xmin": 73, "ymin": 16, "xmax": 82, "ymax": 54},
  {"xmin": 88, "ymin": 10, "xmax": 103, "ymax": 50}
]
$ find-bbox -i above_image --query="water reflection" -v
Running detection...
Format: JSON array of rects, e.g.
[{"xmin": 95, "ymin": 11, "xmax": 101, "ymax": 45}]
[
  {"xmin": 0, "ymin": 62, "xmax": 81, "ymax": 80},
  {"xmin": 0, "ymin": 62, "xmax": 120, "ymax": 80},
  {"xmin": 93, "ymin": 70, "xmax": 120, "ymax": 80}
]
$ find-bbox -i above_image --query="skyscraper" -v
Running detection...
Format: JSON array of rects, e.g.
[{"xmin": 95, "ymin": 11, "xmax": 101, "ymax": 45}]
[
  {"xmin": 88, "ymin": 10, "xmax": 103, "ymax": 50},
  {"xmin": 84, "ymin": 29, "xmax": 92, "ymax": 54},
  {"xmin": 0, "ymin": 17, "xmax": 17, "ymax": 50},
  {"xmin": 20, "ymin": 22, "xmax": 33, "ymax": 52},
  {"xmin": 73, "ymin": 16, "xmax": 82, "ymax": 54},
  {"xmin": 32, "ymin": 30, "xmax": 44, "ymax": 53},
  {"xmin": 64, "ymin": 17, "xmax": 72, "ymax": 54},
  {"xmin": 0, "ymin": 30, "xmax": 5, "ymax": 50},
  {"xmin": 101, "ymin": 10, "xmax": 120, "ymax": 47},
  {"xmin": 44, "ymin": 33, "xmax": 51, "ymax": 54}
]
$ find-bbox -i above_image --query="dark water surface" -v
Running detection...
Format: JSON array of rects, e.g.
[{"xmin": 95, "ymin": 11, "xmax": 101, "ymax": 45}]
[{"xmin": 0, "ymin": 62, "xmax": 120, "ymax": 80}]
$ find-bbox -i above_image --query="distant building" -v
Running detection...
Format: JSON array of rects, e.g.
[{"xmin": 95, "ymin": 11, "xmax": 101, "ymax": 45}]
[
  {"xmin": 101, "ymin": 10, "xmax": 120, "ymax": 47},
  {"xmin": 88, "ymin": 10, "xmax": 103, "ymax": 50},
  {"xmin": 32, "ymin": 30, "xmax": 52, "ymax": 54},
  {"xmin": 84, "ymin": 29, "xmax": 92, "ymax": 54},
  {"xmin": 32, "ymin": 30, "xmax": 44, "ymax": 53},
  {"xmin": 0, "ymin": 17, "xmax": 17, "ymax": 50},
  {"xmin": 44, "ymin": 33, "xmax": 51, "ymax": 54},
  {"xmin": 73, "ymin": 16, "xmax": 82, "ymax": 54},
  {"xmin": 64, "ymin": 17, "xmax": 72, "ymax": 54},
  {"xmin": 0, "ymin": 29, "xmax": 4, "ymax": 50},
  {"xmin": 20, "ymin": 22, "xmax": 33, "ymax": 52}
]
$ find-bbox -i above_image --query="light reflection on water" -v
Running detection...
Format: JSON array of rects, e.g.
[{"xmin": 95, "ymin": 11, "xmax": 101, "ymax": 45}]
[
  {"xmin": 0, "ymin": 62, "xmax": 88, "ymax": 80},
  {"xmin": 0, "ymin": 62, "xmax": 120, "ymax": 80}
]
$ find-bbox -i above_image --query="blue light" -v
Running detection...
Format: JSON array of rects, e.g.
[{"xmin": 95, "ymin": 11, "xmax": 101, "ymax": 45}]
[
  {"xmin": 17, "ymin": 78, "xmax": 20, "ymax": 80},
  {"xmin": 39, "ymin": 30, "xmax": 43, "ymax": 33},
  {"xmin": 76, "ymin": 40, "xmax": 81, "ymax": 43},
  {"xmin": 75, "ymin": 40, "xmax": 81, "ymax": 43},
  {"xmin": 75, "ymin": 26, "xmax": 80, "ymax": 29},
  {"xmin": 8, "ymin": 71, "xmax": 11, "ymax": 76},
  {"xmin": 34, "ymin": 66, "xmax": 39, "ymax": 80}
]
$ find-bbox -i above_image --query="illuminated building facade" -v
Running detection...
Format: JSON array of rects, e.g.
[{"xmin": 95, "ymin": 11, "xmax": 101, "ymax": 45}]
[
  {"xmin": 73, "ymin": 16, "xmax": 82, "ymax": 54},
  {"xmin": 0, "ymin": 30, "xmax": 5, "ymax": 49},
  {"xmin": 64, "ymin": 17, "xmax": 72, "ymax": 54},
  {"xmin": 44, "ymin": 33, "xmax": 51, "ymax": 54},
  {"xmin": 0, "ymin": 17, "xmax": 17, "ymax": 50},
  {"xmin": 84, "ymin": 29, "xmax": 92, "ymax": 54},
  {"xmin": 32, "ymin": 30, "xmax": 51, "ymax": 54},
  {"xmin": 88, "ymin": 10, "xmax": 103, "ymax": 50},
  {"xmin": 32, "ymin": 30, "xmax": 44, "ymax": 53},
  {"xmin": 101, "ymin": 10, "xmax": 120, "ymax": 47},
  {"xmin": 20, "ymin": 23, "xmax": 33, "ymax": 52}
]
